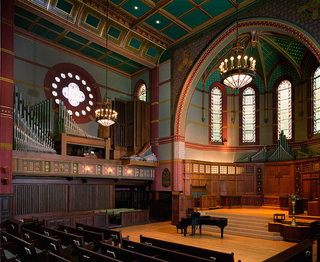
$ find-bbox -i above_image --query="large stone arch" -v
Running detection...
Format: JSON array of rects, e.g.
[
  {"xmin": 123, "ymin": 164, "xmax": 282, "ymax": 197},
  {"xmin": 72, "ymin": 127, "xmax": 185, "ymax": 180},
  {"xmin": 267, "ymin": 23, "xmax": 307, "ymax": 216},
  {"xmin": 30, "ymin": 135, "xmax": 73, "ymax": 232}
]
[{"xmin": 174, "ymin": 18, "xmax": 320, "ymax": 137}]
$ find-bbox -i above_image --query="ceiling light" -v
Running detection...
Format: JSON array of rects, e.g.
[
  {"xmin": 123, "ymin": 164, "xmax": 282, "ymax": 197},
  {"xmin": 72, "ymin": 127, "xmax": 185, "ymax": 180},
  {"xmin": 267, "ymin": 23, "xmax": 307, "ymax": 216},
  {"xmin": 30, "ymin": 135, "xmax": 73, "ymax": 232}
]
[
  {"xmin": 219, "ymin": 0, "xmax": 256, "ymax": 89},
  {"xmin": 155, "ymin": 20, "xmax": 161, "ymax": 24},
  {"xmin": 133, "ymin": 5, "xmax": 139, "ymax": 10},
  {"xmin": 95, "ymin": 1, "xmax": 118, "ymax": 127}
]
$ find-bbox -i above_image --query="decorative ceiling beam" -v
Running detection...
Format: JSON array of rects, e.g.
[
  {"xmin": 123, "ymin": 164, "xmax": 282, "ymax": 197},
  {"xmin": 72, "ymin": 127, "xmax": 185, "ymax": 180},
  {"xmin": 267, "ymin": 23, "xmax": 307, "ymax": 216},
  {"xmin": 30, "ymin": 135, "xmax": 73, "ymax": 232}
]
[{"xmin": 256, "ymin": 41, "xmax": 268, "ymax": 88}]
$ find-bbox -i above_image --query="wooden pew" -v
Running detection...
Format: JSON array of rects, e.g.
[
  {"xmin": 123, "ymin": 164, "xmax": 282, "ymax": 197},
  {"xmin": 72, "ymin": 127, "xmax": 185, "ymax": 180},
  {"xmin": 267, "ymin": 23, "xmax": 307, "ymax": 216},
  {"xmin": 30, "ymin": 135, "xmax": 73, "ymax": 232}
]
[
  {"xmin": 122, "ymin": 239, "xmax": 214, "ymax": 262},
  {"xmin": 75, "ymin": 222, "xmax": 123, "ymax": 246},
  {"xmin": 1, "ymin": 231, "xmax": 47, "ymax": 262},
  {"xmin": 0, "ymin": 247, "xmax": 19, "ymax": 262},
  {"xmin": 22, "ymin": 228, "xmax": 72, "ymax": 259},
  {"xmin": 57, "ymin": 224, "xmax": 105, "ymax": 251},
  {"xmin": 1, "ymin": 219, "xmax": 22, "ymax": 237},
  {"xmin": 39, "ymin": 226, "xmax": 93, "ymax": 252},
  {"xmin": 100, "ymin": 242, "xmax": 168, "ymax": 262},
  {"xmin": 140, "ymin": 235, "xmax": 236, "ymax": 262},
  {"xmin": 48, "ymin": 251, "xmax": 72, "ymax": 262},
  {"xmin": 262, "ymin": 238, "xmax": 313, "ymax": 262},
  {"xmin": 77, "ymin": 246, "xmax": 122, "ymax": 262}
]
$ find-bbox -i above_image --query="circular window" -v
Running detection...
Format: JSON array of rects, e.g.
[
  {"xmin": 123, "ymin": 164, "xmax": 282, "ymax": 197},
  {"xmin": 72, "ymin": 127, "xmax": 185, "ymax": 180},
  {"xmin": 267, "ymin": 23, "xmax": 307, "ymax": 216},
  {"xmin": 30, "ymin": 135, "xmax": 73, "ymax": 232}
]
[{"xmin": 44, "ymin": 63, "xmax": 101, "ymax": 124}]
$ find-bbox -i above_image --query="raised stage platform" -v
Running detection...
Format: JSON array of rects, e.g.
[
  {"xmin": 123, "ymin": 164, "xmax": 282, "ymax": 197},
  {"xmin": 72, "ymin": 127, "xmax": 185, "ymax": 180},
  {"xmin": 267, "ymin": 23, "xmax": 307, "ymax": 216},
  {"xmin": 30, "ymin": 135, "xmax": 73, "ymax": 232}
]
[{"xmin": 198, "ymin": 207, "xmax": 319, "ymax": 241}]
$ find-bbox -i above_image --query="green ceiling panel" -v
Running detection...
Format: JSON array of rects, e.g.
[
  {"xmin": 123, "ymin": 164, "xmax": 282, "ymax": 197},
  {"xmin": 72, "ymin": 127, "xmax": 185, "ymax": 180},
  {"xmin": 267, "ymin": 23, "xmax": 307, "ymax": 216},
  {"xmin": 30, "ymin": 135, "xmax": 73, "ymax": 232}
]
[
  {"xmin": 56, "ymin": 0, "xmax": 73, "ymax": 14},
  {"xmin": 88, "ymin": 42, "xmax": 106, "ymax": 53},
  {"xmin": 15, "ymin": 6, "xmax": 38, "ymax": 21},
  {"xmin": 108, "ymin": 26, "xmax": 121, "ymax": 39},
  {"xmin": 110, "ymin": 0, "xmax": 122, "ymax": 5},
  {"xmin": 80, "ymin": 47, "xmax": 103, "ymax": 59},
  {"xmin": 106, "ymin": 56, "xmax": 123, "ymax": 67},
  {"xmin": 129, "ymin": 38, "xmax": 142, "ymax": 50},
  {"xmin": 109, "ymin": 52, "xmax": 128, "ymax": 62},
  {"xmin": 146, "ymin": 47, "xmax": 158, "ymax": 58},
  {"xmin": 287, "ymin": 42, "xmax": 305, "ymax": 64},
  {"xmin": 38, "ymin": 18, "xmax": 64, "ymax": 33},
  {"xmin": 117, "ymin": 64, "xmax": 137, "ymax": 73},
  {"xmin": 162, "ymin": 24, "xmax": 188, "ymax": 40},
  {"xmin": 180, "ymin": 9, "xmax": 209, "ymax": 28},
  {"xmin": 201, "ymin": 0, "xmax": 233, "ymax": 18},
  {"xmin": 31, "ymin": 25, "xmax": 59, "ymax": 41},
  {"xmin": 164, "ymin": 0, "xmax": 194, "ymax": 18},
  {"xmin": 274, "ymin": 37, "xmax": 291, "ymax": 51},
  {"xmin": 121, "ymin": 0, "xmax": 151, "ymax": 18},
  {"xmin": 66, "ymin": 32, "xmax": 89, "ymax": 44},
  {"xmin": 85, "ymin": 14, "xmax": 100, "ymax": 28},
  {"xmin": 58, "ymin": 37, "xmax": 83, "ymax": 50},
  {"xmin": 126, "ymin": 60, "xmax": 143, "ymax": 68},
  {"xmin": 14, "ymin": 16, "xmax": 33, "ymax": 30},
  {"xmin": 144, "ymin": 13, "xmax": 172, "ymax": 31}
]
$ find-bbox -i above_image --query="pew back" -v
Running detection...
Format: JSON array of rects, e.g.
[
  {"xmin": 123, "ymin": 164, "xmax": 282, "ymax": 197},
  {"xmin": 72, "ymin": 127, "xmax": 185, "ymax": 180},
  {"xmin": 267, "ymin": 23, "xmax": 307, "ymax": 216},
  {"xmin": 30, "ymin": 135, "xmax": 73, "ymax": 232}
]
[
  {"xmin": 140, "ymin": 235, "xmax": 235, "ymax": 262},
  {"xmin": 1, "ymin": 230, "xmax": 47, "ymax": 262},
  {"xmin": 76, "ymin": 222, "xmax": 122, "ymax": 246},
  {"xmin": 40, "ymin": 226, "xmax": 93, "ymax": 251},
  {"xmin": 57, "ymin": 224, "xmax": 104, "ymax": 251},
  {"xmin": 77, "ymin": 246, "xmax": 122, "ymax": 262},
  {"xmin": 122, "ymin": 239, "xmax": 215, "ymax": 262},
  {"xmin": 100, "ymin": 242, "xmax": 167, "ymax": 262},
  {"xmin": 22, "ymin": 228, "xmax": 72, "ymax": 259}
]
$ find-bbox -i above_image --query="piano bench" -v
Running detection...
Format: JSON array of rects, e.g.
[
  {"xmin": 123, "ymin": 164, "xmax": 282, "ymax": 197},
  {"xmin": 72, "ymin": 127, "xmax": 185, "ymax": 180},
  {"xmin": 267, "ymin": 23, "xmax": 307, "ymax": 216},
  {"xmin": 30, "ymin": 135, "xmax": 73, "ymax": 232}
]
[{"xmin": 176, "ymin": 224, "xmax": 184, "ymax": 234}]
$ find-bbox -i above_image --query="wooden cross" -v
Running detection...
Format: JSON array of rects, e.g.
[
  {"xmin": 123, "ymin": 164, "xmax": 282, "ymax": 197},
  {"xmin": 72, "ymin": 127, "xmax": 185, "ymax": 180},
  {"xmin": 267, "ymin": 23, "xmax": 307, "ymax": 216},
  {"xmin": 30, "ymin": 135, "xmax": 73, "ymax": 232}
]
[{"xmin": 275, "ymin": 172, "xmax": 283, "ymax": 186}]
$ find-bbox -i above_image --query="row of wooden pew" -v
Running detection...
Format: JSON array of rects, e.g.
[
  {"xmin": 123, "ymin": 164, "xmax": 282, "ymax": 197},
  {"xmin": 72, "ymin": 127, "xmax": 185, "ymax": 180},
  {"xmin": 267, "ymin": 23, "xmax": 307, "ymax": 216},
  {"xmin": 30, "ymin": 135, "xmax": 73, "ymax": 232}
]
[{"xmin": 1, "ymin": 218, "xmax": 238, "ymax": 262}]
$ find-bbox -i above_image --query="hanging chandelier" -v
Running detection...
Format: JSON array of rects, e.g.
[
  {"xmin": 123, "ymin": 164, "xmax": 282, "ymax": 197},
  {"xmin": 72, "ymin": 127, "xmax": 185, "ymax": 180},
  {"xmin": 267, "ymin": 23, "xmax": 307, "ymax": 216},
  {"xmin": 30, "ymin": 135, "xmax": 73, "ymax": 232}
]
[
  {"xmin": 95, "ymin": 95, "xmax": 118, "ymax": 127},
  {"xmin": 95, "ymin": 1, "xmax": 118, "ymax": 127},
  {"xmin": 219, "ymin": 0, "xmax": 256, "ymax": 89}
]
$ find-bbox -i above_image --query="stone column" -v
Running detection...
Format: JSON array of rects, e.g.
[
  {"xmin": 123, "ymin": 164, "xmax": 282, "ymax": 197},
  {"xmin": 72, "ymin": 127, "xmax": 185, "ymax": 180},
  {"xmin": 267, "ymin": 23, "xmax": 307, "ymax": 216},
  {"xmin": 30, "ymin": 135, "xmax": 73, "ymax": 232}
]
[{"xmin": 0, "ymin": 0, "xmax": 15, "ymax": 223}]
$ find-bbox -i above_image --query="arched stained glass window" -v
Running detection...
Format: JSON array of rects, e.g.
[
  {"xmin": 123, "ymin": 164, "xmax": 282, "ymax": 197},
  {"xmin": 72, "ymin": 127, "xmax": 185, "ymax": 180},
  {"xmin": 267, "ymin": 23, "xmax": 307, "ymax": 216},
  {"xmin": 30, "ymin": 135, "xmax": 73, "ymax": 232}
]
[
  {"xmin": 138, "ymin": 84, "xmax": 146, "ymax": 102},
  {"xmin": 313, "ymin": 67, "xmax": 320, "ymax": 134},
  {"xmin": 242, "ymin": 87, "xmax": 256, "ymax": 143},
  {"xmin": 210, "ymin": 87, "xmax": 222, "ymax": 142},
  {"xmin": 278, "ymin": 80, "xmax": 292, "ymax": 139}
]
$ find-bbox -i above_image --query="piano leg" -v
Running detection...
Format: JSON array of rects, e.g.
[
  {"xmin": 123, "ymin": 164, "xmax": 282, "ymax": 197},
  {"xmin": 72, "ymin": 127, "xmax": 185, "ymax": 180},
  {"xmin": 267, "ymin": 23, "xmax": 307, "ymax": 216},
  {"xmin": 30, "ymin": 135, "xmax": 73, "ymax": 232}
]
[
  {"xmin": 199, "ymin": 224, "xmax": 202, "ymax": 235},
  {"xmin": 220, "ymin": 226, "xmax": 225, "ymax": 239},
  {"xmin": 183, "ymin": 227, "xmax": 187, "ymax": 237}
]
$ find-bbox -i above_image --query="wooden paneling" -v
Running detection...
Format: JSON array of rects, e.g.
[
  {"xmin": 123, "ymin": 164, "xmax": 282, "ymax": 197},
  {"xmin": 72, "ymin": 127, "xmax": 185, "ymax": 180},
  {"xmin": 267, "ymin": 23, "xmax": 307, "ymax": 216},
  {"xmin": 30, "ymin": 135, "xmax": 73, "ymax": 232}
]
[{"xmin": 13, "ymin": 180, "xmax": 113, "ymax": 217}]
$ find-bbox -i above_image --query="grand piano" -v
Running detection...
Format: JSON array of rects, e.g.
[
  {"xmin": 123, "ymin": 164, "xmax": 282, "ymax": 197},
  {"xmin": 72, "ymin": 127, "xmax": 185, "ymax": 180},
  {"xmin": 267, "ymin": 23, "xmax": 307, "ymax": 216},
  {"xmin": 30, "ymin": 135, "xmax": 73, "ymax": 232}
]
[{"xmin": 177, "ymin": 212, "xmax": 228, "ymax": 238}]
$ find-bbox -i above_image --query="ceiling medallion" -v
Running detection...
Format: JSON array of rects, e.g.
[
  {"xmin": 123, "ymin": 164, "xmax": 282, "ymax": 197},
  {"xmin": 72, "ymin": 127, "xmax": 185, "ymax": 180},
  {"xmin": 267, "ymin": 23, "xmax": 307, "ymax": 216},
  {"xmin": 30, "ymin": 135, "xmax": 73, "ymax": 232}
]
[{"xmin": 219, "ymin": 0, "xmax": 256, "ymax": 89}]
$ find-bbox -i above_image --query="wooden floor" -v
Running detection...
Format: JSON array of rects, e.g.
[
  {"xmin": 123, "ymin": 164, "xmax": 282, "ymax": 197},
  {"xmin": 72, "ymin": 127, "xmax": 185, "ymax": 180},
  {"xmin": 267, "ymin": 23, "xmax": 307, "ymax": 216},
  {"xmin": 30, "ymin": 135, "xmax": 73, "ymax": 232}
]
[{"xmin": 119, "ymin": 208, "xmax": 317, "ymax": 262}]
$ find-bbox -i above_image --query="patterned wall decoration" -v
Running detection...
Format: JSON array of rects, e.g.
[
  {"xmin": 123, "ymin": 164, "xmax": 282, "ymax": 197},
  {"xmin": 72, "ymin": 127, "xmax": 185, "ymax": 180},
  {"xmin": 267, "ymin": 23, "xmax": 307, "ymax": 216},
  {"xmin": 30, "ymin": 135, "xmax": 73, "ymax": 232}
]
[
  {"xmin": 103, "ymin": 166, "xmax": 116, "ymax": 176},
  {"xmin": 53, "ymin": 162, "xmax": 70, "ymax": 173},
  {"xmin": 123, "ymin": 167, "xmax": 134, "ymax": 177},
  {"xmin": 297, "ymin": 0, "xmax": 320, "ymax": 20},
  {"xmin": 178, "ymin": 51, "xmax": 193, "ymax": 72},
  {"xmin": 79, "ymin": 164, "xmax": 96, "ymax": 175},
  {"xmin": 44, "ymin": 161, "xmax": 50, "ymax": 172},
  {"xmin": 22, "ymin": 160, "xmax": 41, "ymax": 172}
]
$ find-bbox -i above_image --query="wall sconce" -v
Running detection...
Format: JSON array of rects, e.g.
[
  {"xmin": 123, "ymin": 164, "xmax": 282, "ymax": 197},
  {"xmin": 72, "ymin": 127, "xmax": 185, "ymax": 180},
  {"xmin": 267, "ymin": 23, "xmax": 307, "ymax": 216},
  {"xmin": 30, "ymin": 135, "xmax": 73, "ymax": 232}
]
[
  {"xmin": 108, "ymin": 168, "xmax": 112, "ymax": 174},
  {"xmin": 1, "ymin": 166, "xmax": 8, "ymax": 173},
  {"xmin": 86, "ymin": 166, "xmax": 91, "ymax": 173}
]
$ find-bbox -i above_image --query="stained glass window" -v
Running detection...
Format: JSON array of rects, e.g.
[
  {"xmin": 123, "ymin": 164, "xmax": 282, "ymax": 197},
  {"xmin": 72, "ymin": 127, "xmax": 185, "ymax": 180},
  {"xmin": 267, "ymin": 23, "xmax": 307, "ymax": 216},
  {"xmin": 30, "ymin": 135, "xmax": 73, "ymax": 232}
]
[
  {"xmin": 138, "ymin": 84, "xmax": 146, "ymax": 102},
  {"xmin": 278, "ymin": 80, "xmax": 292, "ymax": 139},
  {"xmin": 210, "ymin": 87, "xmax": 222, "ymax": 142},
  {"xmin": 242, "ymin": 87, "xmax": 256, "ymax": 143},
  {"xmin": 313, "ymin": 67, "xmax": 320, "ymax": 134}
]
